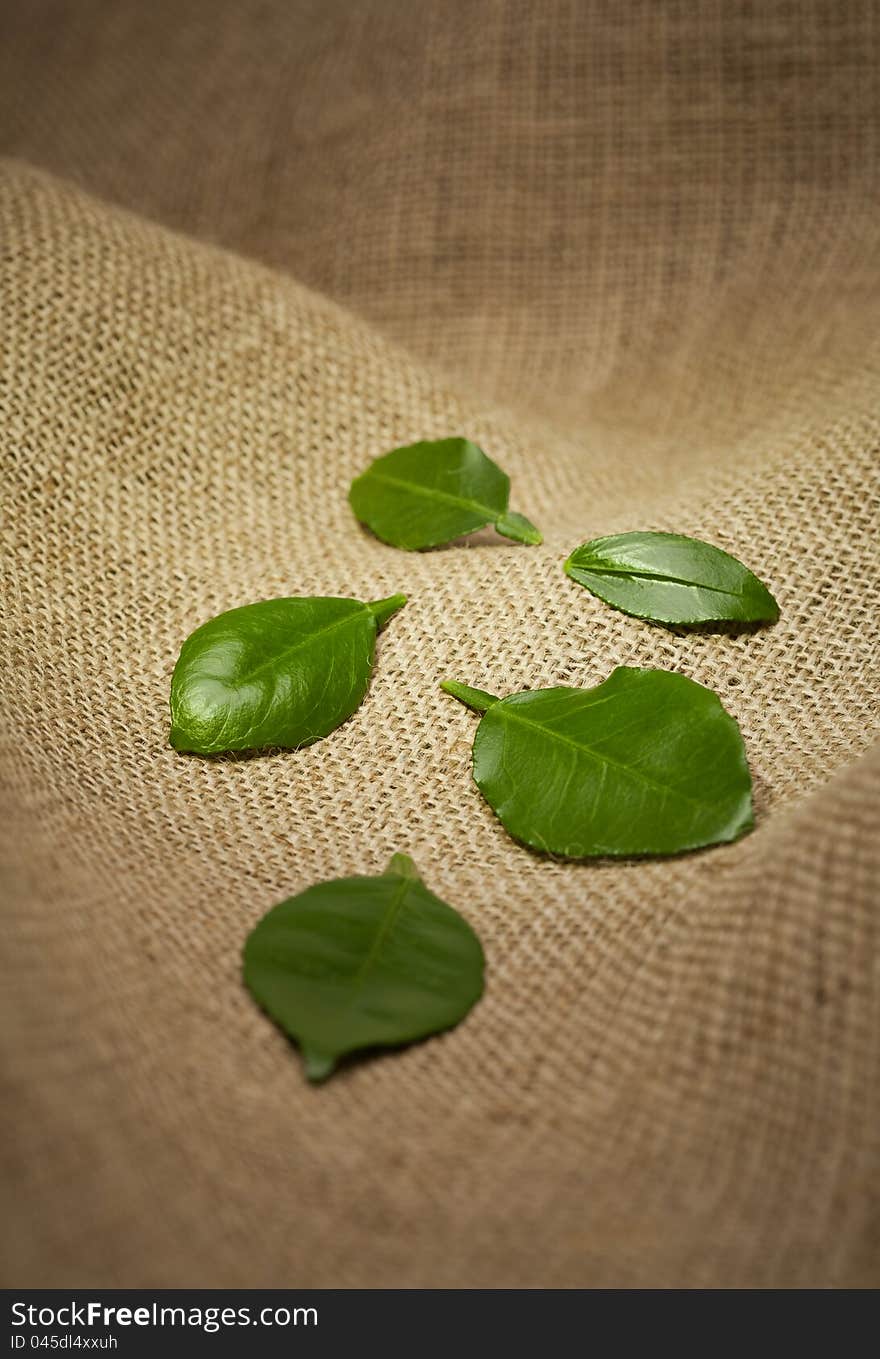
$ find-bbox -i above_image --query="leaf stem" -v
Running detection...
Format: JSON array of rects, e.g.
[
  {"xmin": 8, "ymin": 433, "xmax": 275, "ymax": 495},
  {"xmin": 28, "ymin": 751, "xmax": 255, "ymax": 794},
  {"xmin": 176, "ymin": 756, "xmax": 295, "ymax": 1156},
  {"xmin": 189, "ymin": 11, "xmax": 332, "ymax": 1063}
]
[
  {"xmin": 387, "ymin": 852, "xmax": 420, "ymax": 880},
  {"xmin": 368, "ymin": 593, "xmax": 407, "ymax": 629},
  {"xmin": 494, "ymin": 510, "xmax": 542, "ymax": 546},
  {"xmin": 302, "ymin": 1047, "xmax": 336, "ymax": 1083},
  {"xmin": 440, "ymin": 680, "xmax": 500, "ymax": 714}
]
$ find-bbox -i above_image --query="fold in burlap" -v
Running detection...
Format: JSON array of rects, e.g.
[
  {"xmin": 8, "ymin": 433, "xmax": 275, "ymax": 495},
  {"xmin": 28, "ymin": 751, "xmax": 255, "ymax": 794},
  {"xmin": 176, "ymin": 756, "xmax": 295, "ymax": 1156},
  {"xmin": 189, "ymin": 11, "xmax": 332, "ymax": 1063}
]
[{"xmin": 1, "ymin": 1, "xmax": 879, "ymax": 1288}]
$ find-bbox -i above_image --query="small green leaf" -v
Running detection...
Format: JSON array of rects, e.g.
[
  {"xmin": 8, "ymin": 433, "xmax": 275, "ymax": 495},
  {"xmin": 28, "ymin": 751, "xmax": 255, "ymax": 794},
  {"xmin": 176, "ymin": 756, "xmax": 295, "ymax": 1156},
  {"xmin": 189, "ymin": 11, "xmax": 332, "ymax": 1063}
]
[
  {"xmin": 243, "ymin": 855, "xmax": 485, "ymax": 1081},
  {"xmin": 444, "ymin": 666, "xmax": 753, "ymax": 858},
  {"xmin": 565, "ymin": 531, "xmax": 779, "ymax": 627},
  {"xmin": 349, "ymin": 437, "xmax": 542, "ymax": 550},
  {"xmin": 169, "ymin": 593, "xmax": 405, "ymax": 754}
]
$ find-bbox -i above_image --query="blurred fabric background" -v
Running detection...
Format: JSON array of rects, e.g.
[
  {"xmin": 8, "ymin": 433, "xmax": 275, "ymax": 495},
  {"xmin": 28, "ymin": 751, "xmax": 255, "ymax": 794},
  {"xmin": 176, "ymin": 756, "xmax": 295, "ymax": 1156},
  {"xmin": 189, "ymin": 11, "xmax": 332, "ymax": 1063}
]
[{"xmin": 1, "ymin": 1, "xmax": 878, "ymax": 1287}]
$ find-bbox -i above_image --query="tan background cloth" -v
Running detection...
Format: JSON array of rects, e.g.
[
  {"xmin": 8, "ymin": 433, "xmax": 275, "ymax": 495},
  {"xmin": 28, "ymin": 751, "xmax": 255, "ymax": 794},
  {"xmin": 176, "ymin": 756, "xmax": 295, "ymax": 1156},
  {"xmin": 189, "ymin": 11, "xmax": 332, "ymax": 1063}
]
[{"xmin": 1, "ymin": 1, "xmax": 879, "ymax": 1287}]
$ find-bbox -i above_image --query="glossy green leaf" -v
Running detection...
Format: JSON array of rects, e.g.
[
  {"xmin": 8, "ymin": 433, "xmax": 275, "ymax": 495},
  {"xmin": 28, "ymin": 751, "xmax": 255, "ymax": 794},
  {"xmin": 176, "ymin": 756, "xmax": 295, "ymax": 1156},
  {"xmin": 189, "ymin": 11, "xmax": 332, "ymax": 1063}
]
[
  {"xmin": 442, "ymin": 666, "xmax": 753, "ymax": 858},
  {"xmin": 348, "ymin": 437, "xmax": 542, "ymax": 550},
  {"xmin": 169, "ymin": 593, "xmax": 406, "ymax": 754},
  {"xmin": 243, "ymin": 853, "xmax": 485, "ymax": 1081},
  {"xmin": 564, "ymin": 531, "xmax": 779, "ymax": 626}
]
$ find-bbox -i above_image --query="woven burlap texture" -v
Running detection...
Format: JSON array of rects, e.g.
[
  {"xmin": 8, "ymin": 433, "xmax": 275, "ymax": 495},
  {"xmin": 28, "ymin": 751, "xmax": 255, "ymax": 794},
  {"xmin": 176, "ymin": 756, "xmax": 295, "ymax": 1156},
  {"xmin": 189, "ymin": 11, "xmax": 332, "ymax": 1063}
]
[{"xmin": 2, "ymin": 0, "xmax": 879, "ymax": 1288}]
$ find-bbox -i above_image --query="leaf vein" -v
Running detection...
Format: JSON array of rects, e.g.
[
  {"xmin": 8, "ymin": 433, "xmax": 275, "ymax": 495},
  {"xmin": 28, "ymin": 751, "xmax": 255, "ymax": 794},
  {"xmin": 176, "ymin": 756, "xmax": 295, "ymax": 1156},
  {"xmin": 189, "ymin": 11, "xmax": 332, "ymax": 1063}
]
[
  {"xmin": 572, "ymin": 563, "xmax": 747, "ymax": 598},
  {"xmin": 212, "ymin": 607, "xmax": 369, "ymax": 687},
  {"xmin": 496, "ymin": 704, "xmax": 706, "ymax": 808},
  {"xmin": 365, "ymin": 470, "xmax": 497, "ymax": 519},
  {"xmin": 346, "ymin": 873, "xmax": 413, "ymax": 1001}
]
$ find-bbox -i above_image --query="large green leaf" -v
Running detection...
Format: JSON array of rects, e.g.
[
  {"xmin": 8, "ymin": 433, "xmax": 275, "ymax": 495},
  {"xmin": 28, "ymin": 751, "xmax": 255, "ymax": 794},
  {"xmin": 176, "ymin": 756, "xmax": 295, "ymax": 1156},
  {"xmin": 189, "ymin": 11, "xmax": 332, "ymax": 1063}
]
[
  {"xmin": 243, "ymin": 854, "xmax": 485, "ymax": 1081},
  {"xmin": 169, "ymin": 593, "xmax": 405, "ymax": 754},
  {"xmin": 348, "ymin": 436, "xmax": 542, "ymax": 550},
  {"xmin": 565, "ymin": 531, "xmax": 779, "ymax": 626},
  {"xmin": 442, "ymin": 667, "xmax": 753, "ymax": 858}
]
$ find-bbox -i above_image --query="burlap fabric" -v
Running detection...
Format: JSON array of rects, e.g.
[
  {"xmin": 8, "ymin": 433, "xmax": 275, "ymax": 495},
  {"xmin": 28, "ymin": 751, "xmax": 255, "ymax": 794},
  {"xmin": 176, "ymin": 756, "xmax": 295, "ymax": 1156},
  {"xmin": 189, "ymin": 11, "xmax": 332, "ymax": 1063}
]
[{"xmin": 1, "ymin": 1, "xmax": 879, "ymax": 1288}]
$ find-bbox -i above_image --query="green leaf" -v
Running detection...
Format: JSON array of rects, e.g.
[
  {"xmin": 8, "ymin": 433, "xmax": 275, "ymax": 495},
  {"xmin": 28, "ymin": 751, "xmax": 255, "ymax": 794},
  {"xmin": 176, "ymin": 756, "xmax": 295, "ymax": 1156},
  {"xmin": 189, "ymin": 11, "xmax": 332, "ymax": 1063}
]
[
  {"xmin": 243, "ymin": 854, "xmax": 485, "ymax": 1081},
  {"xmin": 443, "ymin": 667, "xmax": 753, "ymax": 858},
  {"xmin": 348, "ymin": 437, "xmax": 542, "ymax": 550},
  {"xmin": 564, "ymin": 531, "xmax": 779, "ymax": 627},
  {"xmin": 169, "ymin": 593, "xmax": 406, "ymax": 754}
]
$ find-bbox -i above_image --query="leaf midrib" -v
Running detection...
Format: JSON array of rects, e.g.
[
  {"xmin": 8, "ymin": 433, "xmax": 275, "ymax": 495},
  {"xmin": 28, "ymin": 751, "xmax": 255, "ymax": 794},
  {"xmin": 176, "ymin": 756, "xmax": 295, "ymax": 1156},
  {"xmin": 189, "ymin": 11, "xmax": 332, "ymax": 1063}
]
[
  {"xmin": 345, "ymin": 873, "xmax": 413, "ymax": 1001},
  {"xmin": 494, "ymin": 702, "xmax": 707, "ymax": 808},
  {"xmin": 207, "ymin": 606, "xmax": 369, "ymax": 687},
  {"xmin": 364, "ymin": 470, "xmax": 499, "ymax": 520},
  {"xmin": 569, "ymin": 560, "xmax": 748, "ymax": 599}
]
